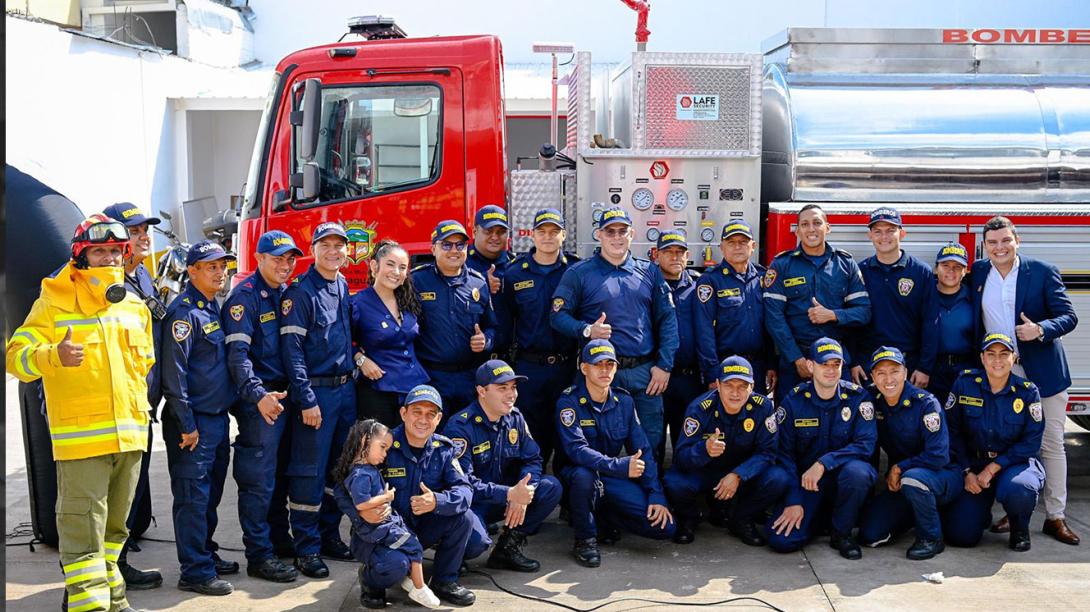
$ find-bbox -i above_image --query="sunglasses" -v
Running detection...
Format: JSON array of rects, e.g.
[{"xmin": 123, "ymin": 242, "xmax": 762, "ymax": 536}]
[
  {"xmin": 438, "ymin": 241, "xmax": 468, "ymax": 252},
  {"xmin": 599, "ymin": 227, "xmax": 630, "ymax": 238}
]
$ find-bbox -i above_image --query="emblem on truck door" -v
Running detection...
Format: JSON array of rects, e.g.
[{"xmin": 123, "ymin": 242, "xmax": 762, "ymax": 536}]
[{"xmin": 344, "ymin": 220, "xmax": 379, "ymax": 265}]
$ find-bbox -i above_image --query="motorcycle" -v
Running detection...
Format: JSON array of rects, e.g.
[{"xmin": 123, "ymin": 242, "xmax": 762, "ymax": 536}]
[{"xmin": 153, "ymin": 211, "xmax": 190, "ymax": 307}]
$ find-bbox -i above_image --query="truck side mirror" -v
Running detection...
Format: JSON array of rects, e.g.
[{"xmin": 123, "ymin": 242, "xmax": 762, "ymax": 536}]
[
  {"xmin": 300, "ymin": 78, "xmax": 322, "ymax": 161},
  {"xmin": 290, "ymin": 162, "xmax": 320, "ymax": 203}
]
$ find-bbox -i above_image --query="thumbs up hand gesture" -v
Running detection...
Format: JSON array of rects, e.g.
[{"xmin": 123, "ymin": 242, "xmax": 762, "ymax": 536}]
[
  {"xmin": 411, "ymin": 482, "xmax": 438, "ymax": 515},
  {"xmin": 470, "ymin": 323, "xmax": 487, "ymax": 352},
  {"xmin": 589, "ymin": 312, "xmax": 612, "ymax": 340},
  {"xmin": 57, "ymin": 327, "xmax": 84, "ymax": 367},
  {"xmin": 706, "ymin": 428, "xmax": 726, "ymax": 457},
  {"xmin": 628, "ymin": 448, "xmax": 646, "ymax": 478},
  {"xmin": 807, "ymin": 297, "xmax": 836, "ymax": 324},
  {"xmin": 1016, "ymin": 312, "xmax": 1043, "ymax": 342},
  {"xmin": 487, "ymin": 264, "xmax": 501, "ymax": 294}
]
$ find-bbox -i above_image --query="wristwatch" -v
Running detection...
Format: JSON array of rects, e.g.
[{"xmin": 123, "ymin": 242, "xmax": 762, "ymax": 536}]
[
  {"xmin": 355, "ymin": 352, "xmax": 367, "ymax": 367},
  {"xmin": 583, "ymin": 324, "xmax": 592, "ymax": 338}
]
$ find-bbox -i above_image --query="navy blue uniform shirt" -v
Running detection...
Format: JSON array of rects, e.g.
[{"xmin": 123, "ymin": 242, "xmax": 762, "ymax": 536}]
[
  {"xmin": 763, "ymin": 245, "xmax": 871, "ymax": 363},
  {"xmin": 937, "ymin": 285, "xmax": 975, "ymax": 356},
  {"xmin": 279, "ymin": 265, "xmax": 354, "ymax": 410},
  {"xmin": 869, "ymin": 381, "xmax": 952, "ymax": 472},
  {"xmin": 555, "ymin": 381, "xmax": 666, "ymax": 505},
  {"xmin": 944, "ymin": 369, "xmax": 1044, "ymax": 471},
  {"xmin": 673, "ymin": 389, "xmax": 779, "ymax": 480},
  {"xmin": 383, "ymin": 426, "xmax": 474, "ymax": 528},
  {"xmin": 666, "ymin": 270, "xmax": 700, "ymax": 370},
  {"xmin": 551, "ymin": 252, "xmax": 679, "ymax": 369},
  {"xmin": 694, "ymin": 260, "xmax": 768, "ymax": 382},
  {"xmin": 161, "ymin": 283, "xmax": 238, "ymax": 433},
  {"xmin": 501, "ymin": 250, "xmax": 578, "ymax": 355},
  {"xmin": 858, "ymin": 251, "xmax": 939, "ymax": 372},
  {"xmin": 776, "ymin": 380, "xmax": 877, "ymax": 506},
  {"xmin": 442, "ymin": 401, "xmax": 544, "ymax": 506},
  {"xmin": 411, "ymin": 264, "xmax": 497, "ymax": 366},
  {"xmin": 223, "ymin": 271, "xmax": 288, "ymax": 405},
  {"xmin": 349, "ymin": 287, "xmax": 429, "ymax": 394}
]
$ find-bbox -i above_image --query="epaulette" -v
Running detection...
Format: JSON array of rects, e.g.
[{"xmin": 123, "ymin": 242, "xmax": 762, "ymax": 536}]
[
  {"xmin": 561, "ymin": 385, "xmax": 575, "ymax": 395},
  {"xmin": 410, "ymin": 263, "xmax": 431, "ymax": 273},
  {"xmin": 430, "ymin": 434, "xmax": 454, "ymax": 447},
  {"xmin": 699, "ymin": 397, "xmax": 715, "ymax": 411},
  {"xmin": 749, "ymin": 393, "xmax": 766, "ymax": 405},
  {"xmin": 773, "ymin": 248, "xmax": 797, "ymax": 259},
  {"xmin": 613, "ymin": 386, "xmax": 632, "ymax": 397},
  {"xmin": 466, "ymin": 267, "xmax": 486, "ymax": 281},
  {"xmin": 456, "ymin": 411, "xmax": 470, "ymax": 421}
]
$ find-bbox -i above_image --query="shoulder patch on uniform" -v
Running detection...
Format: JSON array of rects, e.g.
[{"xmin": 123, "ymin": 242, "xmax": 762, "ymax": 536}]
[
  {"xmin": 560, "ymin": 408, "xmax": 576, "ymax": 427},
  {"xmin": 552, "ymin": 297, "xmax": 565, "ymax": 312},
  {"xmin": 452, "ymin": 437, "xmax": 468, "ymax": 458},
  {"xmin": 172, "ymin": 320, "xmax": 192, "ymax": 342},
  {"xmin": 1029, "ymin": 402, "xmax": 1042, "ymax": 422},
  {"xmin": 775, "ymin": 406, "xmax": 787, "ymax": 424},
  {"xmin": 762, "ymin": 268, "xmax": 777, "ymax": 288},
  {"xmin": 923, "ymin": 412, "xmax": 941, "ymax": 432},
  {"xmin": 683, "ymin": 417, "xmax": 700, "ymax": 437},
  {"xmin": 765, "ymin": 415, "xmax": 778, "ymax": 434},
  {"xmin": 281, "ymin": 298, "xmax": 293, "ymax": 316},
  {"xmin": 229, "ymin": 304, "xmax": 245, "ymax": 321},
  {"xmin": 697, "ymin": 284, "xmax": 713, "ymax": 303},
  {"xmin": 859, "ymin": 401, "xmax": 874, "ymax": 421},
  {"xmin": 944, "ymin": 393, "xmax": 956, "ymax": 410}
]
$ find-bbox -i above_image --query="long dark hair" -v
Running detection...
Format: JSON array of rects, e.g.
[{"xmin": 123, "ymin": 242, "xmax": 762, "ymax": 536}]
[
  {"xmin": 333, "ymin": 419, "xmax": 390, "ymax": 486},
  {"xmin": 368, "ymin": 239, "xmax": 421, "ymax": 317}
]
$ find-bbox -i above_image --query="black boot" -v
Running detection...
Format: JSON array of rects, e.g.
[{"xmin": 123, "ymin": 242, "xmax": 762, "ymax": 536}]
[
  {"xmin": 320, "ymin": 538, "xmax": 353, "ymax": 561},
  {"xmin": 727, "ymin": 519, "xmax": 767, "ymax": 547},
  {"xmin": 361, "ymin": 586, "xmax": 387, "ymax": 609},
  {"xmin": 247, "ymin": 557, "xmax": 298, "ymax": 582},
  {"xmin": 829, "ymin": 533, "xmax": 862, "ymax": 560},
  {"xmin": 294, "ymin": 554, "xmax": 330, "ymax": 578},
  {"xmin": 572, "ymin": 538, "xmax": 601, "ymax": 568},
  {"xmin": 906, "ymin": 538, "xmax": 945, "ymax": 560},
  {"xmin": 119, "ymin": 559, "xmax": 163, "ymax": 590},
  {"xmin": 430, "ymin": 580, "xmax": 476, "ymax": 606},
  {"xmin": 672, "ymin": 519, "xmax": 696, "ymax": 544},
  {"xmin": 211, "ymin": 552, "xmax": 240, "ymax": 575},
  {"xmin": 1010, "ymin": 530, "xmax": 1032, "ymax": 552},
  {"xmin": 486, "ymin": 529, "xmax": 540, "ymax": 572}
]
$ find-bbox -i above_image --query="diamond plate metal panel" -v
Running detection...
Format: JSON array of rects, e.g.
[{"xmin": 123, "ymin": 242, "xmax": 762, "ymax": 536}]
[
  {"xmin": 642, "ymin": 65, "xmax": 752, "ymax": 150},
  {"xmin": 510, "ymin": 169, "xmax": 577, "ymax": 253}
]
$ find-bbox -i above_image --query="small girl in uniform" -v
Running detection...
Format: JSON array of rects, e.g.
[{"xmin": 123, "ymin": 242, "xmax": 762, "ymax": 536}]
[{"xmin": 333, "ymin": 419, "xmax": 439, "ymax": 609}]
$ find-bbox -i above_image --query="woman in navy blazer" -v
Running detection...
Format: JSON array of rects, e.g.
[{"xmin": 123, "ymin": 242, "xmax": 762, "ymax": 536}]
[{"xmin": 970, "ymin": 216, "xmax": 1079, "ymax": 545}]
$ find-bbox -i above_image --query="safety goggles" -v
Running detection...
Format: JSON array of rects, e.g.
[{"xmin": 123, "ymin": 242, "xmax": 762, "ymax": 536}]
[
  {"xmin": 81, "ymin": 221, "xmax": 130, "ymax": 244},
  {"xmin": 438, "ymin": 240, "xmax": 468, "ymax": 252}
]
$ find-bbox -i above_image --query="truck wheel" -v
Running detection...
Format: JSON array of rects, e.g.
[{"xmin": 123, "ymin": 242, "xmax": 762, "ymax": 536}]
[
  {"xmin": 1069, "ymin": 415, "xmax": 1090, "ymax": 432},
  {"xmin": 6, "ymin": 165, "xmax": 85, "ymax": 548}
]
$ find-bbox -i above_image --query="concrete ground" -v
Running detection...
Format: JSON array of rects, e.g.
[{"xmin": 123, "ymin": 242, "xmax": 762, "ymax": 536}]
[{"xmin": 5, "ymin": 375, "xmax": 1090, "ymax": 611}]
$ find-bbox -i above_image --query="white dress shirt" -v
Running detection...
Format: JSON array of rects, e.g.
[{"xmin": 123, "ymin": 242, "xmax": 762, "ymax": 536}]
[{"xmin": 982, "ymin": 257, "xmax": 1019, "ymax": 349}]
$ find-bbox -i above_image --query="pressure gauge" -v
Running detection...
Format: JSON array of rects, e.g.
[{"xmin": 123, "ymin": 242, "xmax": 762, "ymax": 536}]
[
  {"xmin": 591, "ymin": 207, "xmax": 604, "ymax": 223},
  {"xmin": 666, "ymin": 189, "xmax": 689, "ymax": 211},
  {"xmin": 631, "ymin": 187, "xmax": 654, "ymax": 211},
  {"xmin": 646, "ymin": 228, "xmax": 661, "ymax": 242},
  {"xmin": 701, "ymin": 228, "xmax": 716, "ymax": 242}
]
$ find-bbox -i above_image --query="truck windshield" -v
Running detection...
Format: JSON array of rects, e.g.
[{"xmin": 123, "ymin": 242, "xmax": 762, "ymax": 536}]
[
  {"xmin": 295, "ymin": 83, "xmax": 441, "ymax": 204},
  {"xmin": 242, "ymin": 71, "xmax": 281, "ymax": 220}
]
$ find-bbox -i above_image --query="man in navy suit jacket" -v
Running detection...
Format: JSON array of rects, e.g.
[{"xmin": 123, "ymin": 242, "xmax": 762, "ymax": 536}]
[{"xmin": 971, "ymin": 216, "xmax": 1080, "ymax": 545}]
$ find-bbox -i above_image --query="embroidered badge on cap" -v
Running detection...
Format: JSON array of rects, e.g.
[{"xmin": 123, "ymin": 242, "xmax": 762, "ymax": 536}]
[
  {"xmin": 172, "ymin": 320, "xmax": 191, "ymax": 342},
  {"xmin": 898, "ymin": 278, "xmax": 914, "ymax": 296},
  {"xmin": 281, "ymin": 299, "xmax": 293, "ymax": 316},
  {"xmin": 697, "ymin": 285, "xmax": 713, "ymax": 303},
  {"xmin": 859, "ymin": 402, "xmax": 874, "ymax": 421},
  {"xmin": 229, "ymin": 304, "xmax": 244, "ymax": 321},
  {"xmin": 841, "ymin": 406, "xmax": 852, "ymax": 422},
  {"xmin": 1029, "ymin": 402, "xmax": 1042, "ymax": 422},
  {"xmin": 923, "ymin": 412, "xmax": 941, "ymax": 433},
  {"xmin": 560, "ymin": 408, "xmax": 576, "ymax": 427},
  {"xmin": 683, "ymin": 417, "xmax": 700, "ymax": 437},
  {"xmin": 765, "ymin": 415, "xmax": 777, "ymax": 434},
  {"xmin": 452, "ymin": 438, "xmax": 467, "ymax": 458}
]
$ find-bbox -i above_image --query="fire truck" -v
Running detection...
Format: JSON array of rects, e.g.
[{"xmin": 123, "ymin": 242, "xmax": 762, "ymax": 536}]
[{"xmin": 236, "ymin": 16, "xmax": 1089, "ymax": 426}]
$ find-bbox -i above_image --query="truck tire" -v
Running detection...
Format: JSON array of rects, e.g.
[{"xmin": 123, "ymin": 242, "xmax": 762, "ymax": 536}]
[
  {"xmin": 6, "ymin": 165, "xmax": 85, "ymax": 548},
  {"xmin": 1070, "ymin": 415, "xmax": 1090, "ymax": 432}
]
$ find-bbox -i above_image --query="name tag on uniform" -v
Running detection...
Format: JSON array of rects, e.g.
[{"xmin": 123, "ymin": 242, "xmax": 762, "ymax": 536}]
[
  {"xmin": 579, "ymin": 419, "xmax": 596, "ymax": 427},
  {"xmin": 260, "ymin": 312, "xmax": 276, "ymax": 323},
  {"xmin": 794, "ymin": 418, "xmax": 819, "ymax": 428},
  {"xmin": 384, "ymin": 467, "xmax": 406, "ymax": 478},
  {"xmin": 717, "ymin": 288, "xmax": 740, "ymax": 298},
  {"xmin": 784, "ymin": 277, "xmax": 807, "ymax": 288},
  {"xmin": 202, "ymin": 321, "xmax": 221, "ymax": 334},
  {"xmin": 513, "ymin": 280, "xmax": 534, "ymax": 291},
  {"xmin": 419, "ymin": 292, "xmax": 436, "ymax": 301},
  {"xmin": 472, "ymin": 441, "xmax": 491, "ymax": 455},
  {"xmin": 958, "ymin": 395, "xmax": 984, "ymax": 407}
]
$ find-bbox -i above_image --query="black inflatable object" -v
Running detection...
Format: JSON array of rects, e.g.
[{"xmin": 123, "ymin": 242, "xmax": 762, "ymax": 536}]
[{"xmin": 6, "ymin": 165, "xmax": 85, "ymax": 547}]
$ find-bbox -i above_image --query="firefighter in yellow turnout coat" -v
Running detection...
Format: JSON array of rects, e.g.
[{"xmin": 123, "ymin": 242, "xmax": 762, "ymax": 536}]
[{"xmin": 6, "ymin": 214, "xmax": 154, "ymax": 612}]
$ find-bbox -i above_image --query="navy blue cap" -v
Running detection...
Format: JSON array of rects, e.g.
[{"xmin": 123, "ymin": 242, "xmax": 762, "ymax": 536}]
[
  {"xmin": 102, "ymin": 202, "xmax": 161, "ymax": 227},
  {"xmin": 581, "ymin": 339, "xmax": 618, "ymax": 364},
  {"xmin": 656, "ymin": 228, "xmax": 688, "ymax": 250},
  {"xmin": 475, "ymin": 205, "xmax": 510, "ymax": 230},
  {"xmin": 532, "ymin": 208, "xmax": 565, "ymax": 229},
  {"xmin": 869, "ymin": 346, "xmax": 906, "ymax": 370},
  {"xmin": 936, "ymin": 242, "xmax": 969, "ymax": 266},
  {"xmin": 186, "ymin": 240, "xmax": 236, "ymax": 266},
  {"xmin": 475, "ymin": 359, "xmax": 528, "ymax": 386},
  {"xmin": 982, "ymin": 332, "xmax": 1016, "ymax": 352},
  {"xmin": 405, "ymin": 384, "xmax": 443, "ymax": 410},
  {"xmin": 868, "ymin": 207, "xmax": 903, "ymax": 228},
  {"xmin": 431, "ymin": 220, "xmax": 469, "ymax": 243},
  {"xmin": 718, "ymin": 356, "xmax": 755, "ymax": 383},
  {"xmin": 721, "ymin": 220, "xmax": 754, "ymax": 240},
  {"xmin": 257, "ymin": 230, "xmax": 303, "ymax": 256},
  {"xmin": 312, "ymin": 222, "xmax": 348, "ymax": 244},
  {"xmin": 597, "ymin": 207, "xmax": 632, "ymax": 230},
  {"xmin": 810, "ymin": 337, "xmax": 845, "ymax": 363}
]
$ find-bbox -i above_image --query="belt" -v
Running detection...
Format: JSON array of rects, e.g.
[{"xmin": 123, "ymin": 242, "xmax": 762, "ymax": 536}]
[
  {"xmin": 421, "ymin": 360, "xmax": 475, "ymax": 373},
  {"xmin": 311, "ymin": 373, "xmax": 353, "ymax": 387},
  {"xmin": 938, "ymin": 353, "xmax": 973, "ymax": 366},
  {"xmin": 973, "ymin": 450, "xmax": 1000, "ymax": 460},
  {"xmin": 616, "ymin": 354, "xmax": 653, "ymax": 370},
  {"xmin": 673, "ymin": 366, "xmax": 700, "ymax": 377},
  {"xmin": 517, "ymin": 350, "xmax": 573, "ymax": 366},
  {"xmin": 263, "ymin": 379, "xmax": 289, "ymax": 391}
]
